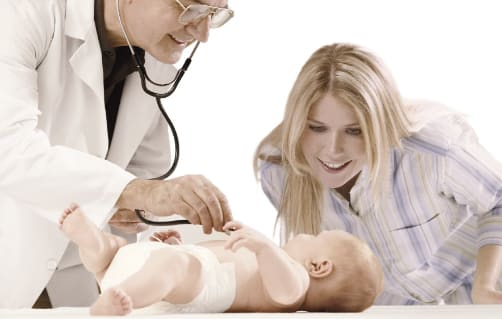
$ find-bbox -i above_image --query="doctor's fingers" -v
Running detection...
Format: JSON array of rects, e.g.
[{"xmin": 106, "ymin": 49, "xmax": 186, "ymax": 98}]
[
  {"xmin": 176, "ymin": 175, "xmax": 232, "ymax": 232},
  {"xmin": 179, "ymin": 190, "xmax": 221, "ymax": 234},
  {"xmin": 193, "ymin": 182, "xmax": 234, "ymax": 232}
]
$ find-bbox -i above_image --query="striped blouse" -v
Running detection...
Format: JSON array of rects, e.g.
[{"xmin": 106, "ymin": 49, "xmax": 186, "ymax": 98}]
[{"xmin": 259, "ymin": 112, "xmax": 502, "ymax": 304}]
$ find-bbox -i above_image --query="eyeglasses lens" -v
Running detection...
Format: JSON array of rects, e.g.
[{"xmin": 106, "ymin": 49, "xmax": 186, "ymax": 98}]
[{"xmin": 179, "ymin": 4, "xmax": 234, "ymax": 28}]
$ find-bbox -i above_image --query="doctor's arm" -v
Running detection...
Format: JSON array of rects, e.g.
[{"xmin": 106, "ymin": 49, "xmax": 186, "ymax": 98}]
[{"xmin": 0, "ymin": 2, "xmax": 134, "ymax": 226}]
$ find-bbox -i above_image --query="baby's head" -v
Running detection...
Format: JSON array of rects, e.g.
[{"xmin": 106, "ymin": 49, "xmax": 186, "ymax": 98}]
[{"xmin": 283, "ymin": 230, "xmax": 384, "ymax": 312}]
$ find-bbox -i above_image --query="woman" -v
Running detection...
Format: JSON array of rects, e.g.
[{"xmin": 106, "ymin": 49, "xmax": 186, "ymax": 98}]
[{"xmin": 254, "ymin": 43, "xmax": 502, "ymax": 304}]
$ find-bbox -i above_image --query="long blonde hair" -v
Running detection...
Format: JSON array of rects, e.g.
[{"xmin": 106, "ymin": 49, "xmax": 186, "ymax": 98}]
[{"xmin": 254, "ymin": 43, "xmax": 411, "ymax": 240}]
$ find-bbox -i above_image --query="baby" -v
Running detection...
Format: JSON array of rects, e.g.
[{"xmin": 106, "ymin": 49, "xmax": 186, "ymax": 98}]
[{"xmin": 59, "ymin": 204, "xmax": 384, "ymax": 315}]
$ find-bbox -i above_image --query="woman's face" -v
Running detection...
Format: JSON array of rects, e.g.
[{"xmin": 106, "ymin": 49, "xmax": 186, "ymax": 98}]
[
  {"xmin": 124, "ymin": 0, "xmax": 228, "ymax": 64},
  {"xmin": 301, "ymin": 94, "xmax": 366, "ymax": 189}
]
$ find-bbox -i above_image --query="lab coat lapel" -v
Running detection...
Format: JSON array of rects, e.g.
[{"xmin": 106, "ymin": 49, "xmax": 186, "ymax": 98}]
[
  {"xmin": 106, "ymin": 70, "xmax": 156, "ymax": 168},
  {"xmin": 106, "ymin": 54, "xmax": 175, "ymax": 168},
  {"xmin": 62, "ymin": 0, "xmax": 108, "ymax": 156},
  {"xmin": 65, "ymin": 0, "xmax": 105, "ymax": 104}
]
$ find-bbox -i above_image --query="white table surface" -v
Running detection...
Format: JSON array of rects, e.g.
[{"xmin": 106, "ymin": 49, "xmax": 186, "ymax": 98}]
[{"xmin": 1, "ymin": 305, "xmax": 501, "ymax": 319}]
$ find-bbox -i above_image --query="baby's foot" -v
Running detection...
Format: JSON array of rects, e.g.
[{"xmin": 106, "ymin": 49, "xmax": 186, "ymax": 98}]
[
  {"xmin": 59, "ymin": 203, "xmax": 79, "ymax": 228},
  {"xmin": 90, "ymin": 287, "xmax": 133, "ymax": 316},
  {"xmin": 59, "ymin": 203, "xmax": 101, "ymax": 249}
]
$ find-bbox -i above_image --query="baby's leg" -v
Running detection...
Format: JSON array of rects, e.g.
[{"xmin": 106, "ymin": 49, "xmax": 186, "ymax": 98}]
[
  {"xmin": 59, "ymin": 203, "xmax": 128, "ymax": 276},
  {"xmin": 89, "ymin": 287, "xmax": 132, "ymax": 316},
  {"xmin": 91, "ymin": 246, "xmax": 203, "ymax": 315}
]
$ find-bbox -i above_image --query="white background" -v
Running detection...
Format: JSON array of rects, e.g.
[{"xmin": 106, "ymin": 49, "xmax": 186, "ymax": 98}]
[{"xmin": 162, "ymin": 0, "xmax": 502, "ymax": 240}]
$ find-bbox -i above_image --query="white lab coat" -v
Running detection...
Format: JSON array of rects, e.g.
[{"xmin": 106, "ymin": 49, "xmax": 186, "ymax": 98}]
[{"xmin": 0, "ymin": 0, "xmax": 176, "ymax": 307}]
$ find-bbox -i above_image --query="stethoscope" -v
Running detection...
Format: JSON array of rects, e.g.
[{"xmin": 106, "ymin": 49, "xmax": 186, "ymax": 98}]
[{"xmin": 116, "ymin": 0, "xmax": 194, "ymax": 226}]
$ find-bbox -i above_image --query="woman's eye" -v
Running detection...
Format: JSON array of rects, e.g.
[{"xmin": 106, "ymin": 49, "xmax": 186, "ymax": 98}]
[
  {"xmin": 346, "ymin": 128, "xmax": 362, "ymax": 135},
  {"xmin": 308, "ymin": 125, "xmax": 326, "ymax": 132}
]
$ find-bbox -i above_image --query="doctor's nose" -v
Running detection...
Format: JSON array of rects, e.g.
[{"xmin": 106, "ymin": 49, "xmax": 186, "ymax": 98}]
[{"xmin": 186, "ymin": 16, "xmax": 210, "ymax": 42}]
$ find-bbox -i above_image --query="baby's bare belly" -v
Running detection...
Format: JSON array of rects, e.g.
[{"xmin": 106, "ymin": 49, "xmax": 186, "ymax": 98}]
[
  {"xmin": 197, "ymin": 240, "xmax": 256, "ymax": 265},
  {"xmin": 196, "ymin": 240, "xmax": 267, "ymax": 311}
]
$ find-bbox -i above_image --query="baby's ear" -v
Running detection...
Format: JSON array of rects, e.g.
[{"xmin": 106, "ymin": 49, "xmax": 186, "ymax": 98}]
[{"xmin": 306, "ymin": 259, "xmax": 333, "ymax": 278}]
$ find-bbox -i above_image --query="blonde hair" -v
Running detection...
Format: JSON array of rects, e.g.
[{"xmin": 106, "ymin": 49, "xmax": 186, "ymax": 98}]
[{"xmin": 254, "ymin": 43, "xmax": 411, "ymax": 240}]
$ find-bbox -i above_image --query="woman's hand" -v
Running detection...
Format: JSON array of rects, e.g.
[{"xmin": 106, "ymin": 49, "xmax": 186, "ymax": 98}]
[
  {"xmin": 472, "ymin": 244, "xmax": 502, "ymax": 304},
  {"xmin": 472, "ymin": 286, "xmax": 502, "ymax": 304}
]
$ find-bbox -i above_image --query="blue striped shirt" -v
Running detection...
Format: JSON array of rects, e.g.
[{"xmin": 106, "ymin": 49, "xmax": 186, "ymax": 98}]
[{"xmin": 259, "ymin": 113, "xmax": 502, "ymax": 304}]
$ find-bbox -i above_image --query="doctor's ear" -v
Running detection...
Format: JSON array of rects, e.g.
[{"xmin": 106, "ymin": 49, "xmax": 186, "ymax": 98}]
[{"xmin": 306, "ymin": 259, "xmax": 334, "ymax": 278}]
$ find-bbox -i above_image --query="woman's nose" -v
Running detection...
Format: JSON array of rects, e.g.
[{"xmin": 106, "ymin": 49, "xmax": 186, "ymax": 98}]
[
  {"xmin": 329, "ymin": 133, "xmax": 344, "ymax": 153},
  {"xmin": 186, "ymin": 16, "xmax": 210, "ymax": 42}
]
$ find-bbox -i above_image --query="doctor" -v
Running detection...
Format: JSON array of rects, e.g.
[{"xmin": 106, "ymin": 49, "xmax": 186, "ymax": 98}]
[{"xmin": 0, "ymin": 0, "xmax": 233, "ymax": 308}]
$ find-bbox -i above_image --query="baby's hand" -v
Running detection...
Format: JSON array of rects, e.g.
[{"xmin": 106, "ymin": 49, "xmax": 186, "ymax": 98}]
[
  {"xmin": 149, "ymin": 230, "xmax": 182, "ymax": 245},
  {"xmin": 223, "ymin": 221, "xmax": 275, "ymax": 254}
]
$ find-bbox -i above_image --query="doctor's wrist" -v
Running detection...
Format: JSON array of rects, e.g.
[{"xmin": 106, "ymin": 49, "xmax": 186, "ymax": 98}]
[{"xmin": 116, "ymin": 178, "xmax": 157, "ymax": 211}]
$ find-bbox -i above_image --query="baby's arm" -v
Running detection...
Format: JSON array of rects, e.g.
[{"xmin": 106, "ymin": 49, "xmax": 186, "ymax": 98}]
[{"xmin": 224, "ymin": 221, "xmax": 309, "ymax": 309}]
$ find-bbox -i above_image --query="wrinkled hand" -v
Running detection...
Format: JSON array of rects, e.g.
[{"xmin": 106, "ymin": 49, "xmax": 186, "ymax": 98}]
[
  {"xmin": 108, "ymin": 208, "xmax": 148, "ymax": 234},
  {"xmin": 149, "ymin": 230, "xmax": 182, "ymax": 245},
  {"xmin": 223, "ymin": 221, "xmax": 275, "ymax": 254},
  {"xmin": 144, "ymin": 175, "xmax": 233, "ymax": 234},
  {"xmin": 472, "ymin": 285, "xmax": 502, "ymax": 304}
]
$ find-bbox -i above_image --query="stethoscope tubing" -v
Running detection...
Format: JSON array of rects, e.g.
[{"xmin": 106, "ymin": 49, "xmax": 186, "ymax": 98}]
[
  {"xmin": 116, "ymin": 0, "xmax": 198, "ymax": 226},
  {"xmin": 135, "ymin": 209, "xmax": 191, "ymax": 226}
]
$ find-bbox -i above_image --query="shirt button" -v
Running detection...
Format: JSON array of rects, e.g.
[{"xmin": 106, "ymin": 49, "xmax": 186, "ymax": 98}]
[{"xmin": 47, "ymin": 259, "xmax": 58, "ymax": 271}]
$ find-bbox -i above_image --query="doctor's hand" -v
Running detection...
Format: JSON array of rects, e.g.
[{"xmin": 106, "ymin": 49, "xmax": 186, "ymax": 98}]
[
  {"xmin": 108, "ymin": 208, "xmax": 149, "ymax": 234},
  {"xmin": 116, "ymin": 175, "xmax": 233, "ymax": 234}
]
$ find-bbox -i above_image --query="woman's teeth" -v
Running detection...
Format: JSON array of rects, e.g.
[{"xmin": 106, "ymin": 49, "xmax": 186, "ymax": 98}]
[{"xmin": 321, "ymin": 160, "xmax": 350, "ymax": 170}]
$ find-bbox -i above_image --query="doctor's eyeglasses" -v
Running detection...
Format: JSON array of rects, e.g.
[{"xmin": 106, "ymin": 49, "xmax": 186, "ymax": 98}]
[{"xmin": 175, "ymin": 0, "xmax": 234, "ymax": 28}]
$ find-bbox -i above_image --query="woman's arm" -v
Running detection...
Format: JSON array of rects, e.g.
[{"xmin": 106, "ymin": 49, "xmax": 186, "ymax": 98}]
[
  {"xmin": 472, "ymin": 244, "xmax": 502, "ymax": 303},
  {"xmin": 440, "ymin": 137, "xmax": 502, "ymax": 303}
]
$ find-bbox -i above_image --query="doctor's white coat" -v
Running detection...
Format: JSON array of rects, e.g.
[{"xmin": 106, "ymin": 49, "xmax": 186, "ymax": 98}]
[{"xmin": 0, "ymin": 0, "xmax": 176, "ymax": 307}]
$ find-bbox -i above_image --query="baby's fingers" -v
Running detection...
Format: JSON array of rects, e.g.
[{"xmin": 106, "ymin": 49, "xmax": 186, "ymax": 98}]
[
  {"xmin": 223, "ymin": 220, "xmax": 243, "ymax": 232},
  {"xmin": 224, "ymin": 231, "xmax": 248, "ymax": 251}
]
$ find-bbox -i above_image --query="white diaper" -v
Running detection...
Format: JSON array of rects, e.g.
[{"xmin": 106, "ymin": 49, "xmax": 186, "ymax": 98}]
[{"xmin": 100, "ymin": 241, "xmax": 236, "ymax": 314}]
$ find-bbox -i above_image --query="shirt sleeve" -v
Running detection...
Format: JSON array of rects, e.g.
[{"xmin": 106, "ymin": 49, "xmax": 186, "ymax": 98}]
[{"xmin": 439, "ymin": 139, "xmax": 502, "ymax": 248}]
